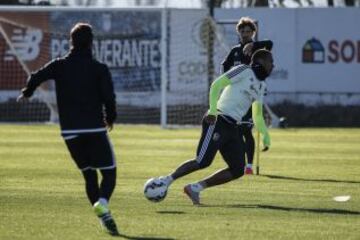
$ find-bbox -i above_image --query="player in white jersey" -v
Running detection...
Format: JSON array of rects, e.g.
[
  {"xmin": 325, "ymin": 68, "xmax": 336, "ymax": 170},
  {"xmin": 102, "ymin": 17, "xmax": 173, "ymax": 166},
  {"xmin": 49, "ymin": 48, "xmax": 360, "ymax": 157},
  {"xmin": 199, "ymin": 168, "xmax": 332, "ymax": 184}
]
[
  {"xmin": 158, "ymin": 49, "xmax": 273, "ymax": 205},
  {"xmin": 221, "ymin": 17, "xmax": 273, "ymax": 175}
]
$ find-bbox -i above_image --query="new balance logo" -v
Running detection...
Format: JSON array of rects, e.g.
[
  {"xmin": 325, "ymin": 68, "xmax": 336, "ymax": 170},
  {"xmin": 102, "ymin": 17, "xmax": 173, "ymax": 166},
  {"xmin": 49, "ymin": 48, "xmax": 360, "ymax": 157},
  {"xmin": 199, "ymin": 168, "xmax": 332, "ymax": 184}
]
[{"xmin": 4, "ymin": 28, "xmax": 43, "ymax": 61}]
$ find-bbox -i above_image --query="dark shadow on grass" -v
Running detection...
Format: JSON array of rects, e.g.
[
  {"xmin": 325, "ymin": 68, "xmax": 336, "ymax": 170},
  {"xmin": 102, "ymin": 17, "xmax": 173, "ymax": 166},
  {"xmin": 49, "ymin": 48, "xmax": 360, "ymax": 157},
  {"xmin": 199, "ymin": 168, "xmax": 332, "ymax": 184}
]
[
  {"xmin": 156, "ymin": 211, "xmax": 185, "ymax": 215},
  {"xmin": 262, "ymin": 174, "xmax": 360, "ymax": 184},
  {"xmin": 118, "ymin": 233, "xmax": 175, "ymax": 240},
  {"xmin": 202, "ymin": 204, "xmax": 360, "ymax": 215}
]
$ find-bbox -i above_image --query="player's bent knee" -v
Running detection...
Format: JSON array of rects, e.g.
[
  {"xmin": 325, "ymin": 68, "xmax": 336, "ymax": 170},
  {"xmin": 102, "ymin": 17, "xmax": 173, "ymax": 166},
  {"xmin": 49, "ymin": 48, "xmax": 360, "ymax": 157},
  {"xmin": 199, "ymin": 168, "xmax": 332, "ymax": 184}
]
[
  {"xmin": 230, "ymin": 167, "xmax": 244, "ymax": 179},
  {"xmin": 197, "ymin": 160, "xmax": 211, "ymax": 169}
]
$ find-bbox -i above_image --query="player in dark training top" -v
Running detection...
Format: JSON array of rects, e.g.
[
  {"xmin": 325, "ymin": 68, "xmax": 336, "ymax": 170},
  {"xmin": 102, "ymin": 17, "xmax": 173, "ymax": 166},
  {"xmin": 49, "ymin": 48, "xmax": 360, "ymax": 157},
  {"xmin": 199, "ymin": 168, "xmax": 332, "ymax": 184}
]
[{"xmin": 17, "ymin": 23, "xmax": 119, "ymax": 236}]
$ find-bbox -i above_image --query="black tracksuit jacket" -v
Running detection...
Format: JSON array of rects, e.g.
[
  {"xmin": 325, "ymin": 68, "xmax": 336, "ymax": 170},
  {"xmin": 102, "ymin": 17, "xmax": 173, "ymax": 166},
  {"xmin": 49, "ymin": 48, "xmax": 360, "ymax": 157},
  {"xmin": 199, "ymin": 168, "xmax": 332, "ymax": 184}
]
[
  {"xmin": 221, "ymin": 40, "xmax": 273, "ymax": 73},
  {"xmin": 22, "ymin": 48, "xmax": 117, "ymax": 133}
]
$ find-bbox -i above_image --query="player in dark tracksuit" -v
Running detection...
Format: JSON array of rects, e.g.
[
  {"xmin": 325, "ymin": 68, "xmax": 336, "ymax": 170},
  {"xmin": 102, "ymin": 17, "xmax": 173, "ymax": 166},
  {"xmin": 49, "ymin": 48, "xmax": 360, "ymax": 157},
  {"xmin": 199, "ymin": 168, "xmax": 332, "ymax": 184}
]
[
  {"xmin": 221, "ymin": 17, "xmax": 273, "ymax": 175},
  {"xmin": 17, "ymin": 23, "xmax": 119, "ymax": 236}
]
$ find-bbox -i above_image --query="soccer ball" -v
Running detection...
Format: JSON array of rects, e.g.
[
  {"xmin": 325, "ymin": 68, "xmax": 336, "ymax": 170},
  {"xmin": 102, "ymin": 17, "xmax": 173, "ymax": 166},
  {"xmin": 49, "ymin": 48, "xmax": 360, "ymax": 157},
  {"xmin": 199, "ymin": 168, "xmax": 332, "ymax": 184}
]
[{"xmin": 143, "ymin": 177, "xmax": 168, "ymax": 202}]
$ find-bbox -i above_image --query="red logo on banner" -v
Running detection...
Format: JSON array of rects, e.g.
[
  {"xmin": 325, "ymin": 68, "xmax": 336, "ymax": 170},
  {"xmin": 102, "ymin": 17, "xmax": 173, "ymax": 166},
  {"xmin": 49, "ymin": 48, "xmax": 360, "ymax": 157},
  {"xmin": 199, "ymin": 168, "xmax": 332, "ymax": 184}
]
[{"xmin": 0, "ymin": 12, "xmax": 50, "ymax": 90}]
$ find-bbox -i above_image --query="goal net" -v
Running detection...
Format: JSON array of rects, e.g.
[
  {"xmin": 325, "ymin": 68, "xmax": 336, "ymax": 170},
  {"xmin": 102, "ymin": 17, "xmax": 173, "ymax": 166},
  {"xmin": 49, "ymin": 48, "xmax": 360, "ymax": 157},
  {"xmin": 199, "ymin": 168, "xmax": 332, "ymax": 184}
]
[{"xmin": 166, "ymin": 12, "xmax": 284, "ymax": 127}]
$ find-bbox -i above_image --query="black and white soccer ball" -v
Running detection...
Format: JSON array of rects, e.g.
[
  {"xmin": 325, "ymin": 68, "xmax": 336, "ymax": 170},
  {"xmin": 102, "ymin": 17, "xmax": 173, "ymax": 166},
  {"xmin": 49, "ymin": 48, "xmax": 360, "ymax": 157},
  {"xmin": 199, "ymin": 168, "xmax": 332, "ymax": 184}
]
[{"xmin": 143, "ymin": 177, "xmax": 168, "ymax": 202}]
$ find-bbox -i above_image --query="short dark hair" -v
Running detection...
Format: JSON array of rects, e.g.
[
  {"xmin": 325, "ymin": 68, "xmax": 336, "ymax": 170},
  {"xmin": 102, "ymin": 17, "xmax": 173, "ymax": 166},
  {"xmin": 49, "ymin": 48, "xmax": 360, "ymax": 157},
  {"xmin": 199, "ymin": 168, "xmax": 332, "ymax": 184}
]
[
  {"xmin": 251, "ymin": 49, "xmax": 272, "ymax": 63},
  {"xmin": 70, "ymin": 23, "xmax": 93, "ymax": 50},
  {"xmin": 236, "ymin": 17, "xmax": 257, "ymax": 34}
]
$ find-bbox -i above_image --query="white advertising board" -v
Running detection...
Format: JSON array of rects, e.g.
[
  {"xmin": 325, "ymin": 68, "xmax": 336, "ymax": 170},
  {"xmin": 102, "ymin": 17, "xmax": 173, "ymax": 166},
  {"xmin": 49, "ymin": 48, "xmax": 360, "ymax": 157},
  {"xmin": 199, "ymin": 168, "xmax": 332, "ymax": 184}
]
[
  {"xmin": 168, "ymin": 9, "xmax": 208, "ymax": 105},
  {"xmin": 296, "ymin": 8, "xmax": 360, "ymax": 93},
  {"xmin": 215, "ymin": 8, "xmax": 360, "ymax": 96}
]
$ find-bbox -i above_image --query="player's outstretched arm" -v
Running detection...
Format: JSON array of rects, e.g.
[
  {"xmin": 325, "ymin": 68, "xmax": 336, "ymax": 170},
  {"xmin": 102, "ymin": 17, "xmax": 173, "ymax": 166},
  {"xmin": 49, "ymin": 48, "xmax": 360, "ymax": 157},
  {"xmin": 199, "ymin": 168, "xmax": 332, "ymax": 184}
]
[
  {"xmin": 18, "ymin": 60, "xmax": 57, "ymax": 101},
  {"xmin": 243, "ymin": 40, "xmax": 273, "ymax": 56},
  {"xmin": 253, "ymin": 40, "xmax": 273, "ymax": 51},
  {"xmin": 252, "ymin": 101, "xmax": 270, "ymax": 151},
  {"xmin": 16, "ymin": 93, "xmax": 28, "ymax": 103},
  {"xmin": 206, "ymin": 75, "xmax": 231, "ymax": 124}
]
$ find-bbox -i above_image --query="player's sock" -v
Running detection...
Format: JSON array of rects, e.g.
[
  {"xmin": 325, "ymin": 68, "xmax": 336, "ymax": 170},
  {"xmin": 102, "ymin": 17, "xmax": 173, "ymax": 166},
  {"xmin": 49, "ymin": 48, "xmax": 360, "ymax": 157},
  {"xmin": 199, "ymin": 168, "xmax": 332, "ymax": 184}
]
[
  {"xmin": 160, "ymin": 175, "xmax": 173, "ymax": 186},
  {"xmin": 98, "ymin": 198, "xmax": 108, "ymax": 206},
  {"xmin": 190, "ymin": 182, "xmax": 205, "ymax": 192},
  {"xmin": 245, "ymin": 164, "xmax": 254, "ymax": 175},
  {"xmin": 184, "ymin": 184, "xmax": 201, "ymax": 205},
  {"xmin": 93, "ymin": 201, "xmax": 109, "ymax": 217}
]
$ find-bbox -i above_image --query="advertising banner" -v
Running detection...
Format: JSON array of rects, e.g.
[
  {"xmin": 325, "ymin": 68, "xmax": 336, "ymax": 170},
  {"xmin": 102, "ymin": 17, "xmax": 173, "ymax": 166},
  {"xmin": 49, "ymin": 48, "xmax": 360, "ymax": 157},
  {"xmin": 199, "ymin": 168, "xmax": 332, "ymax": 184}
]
[
  {"xmin": 215, "ymin": 8, "xmax": 360, "ymax": 97},
  {"xmin": 49, "ymin": 10, "xmax": 162, "ymax": 106},
  {"xmin": 0, "ymin": 9, "xmax": 162, "ymax": 106},
  {"xmin": 297, "ymin": 8, "xmax": 360, "ymax": 93},
  {"xmin": 0, "ymin": 12, "xmax": 50, "ymax": 90}
]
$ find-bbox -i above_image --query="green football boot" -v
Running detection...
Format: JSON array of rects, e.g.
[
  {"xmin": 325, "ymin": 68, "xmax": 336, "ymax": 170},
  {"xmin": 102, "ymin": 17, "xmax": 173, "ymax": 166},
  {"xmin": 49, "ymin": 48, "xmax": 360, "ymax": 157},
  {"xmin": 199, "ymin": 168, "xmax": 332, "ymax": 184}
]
[{"xmin": 93, "ymin": 201, "xmax": 119, "ymax": 236}]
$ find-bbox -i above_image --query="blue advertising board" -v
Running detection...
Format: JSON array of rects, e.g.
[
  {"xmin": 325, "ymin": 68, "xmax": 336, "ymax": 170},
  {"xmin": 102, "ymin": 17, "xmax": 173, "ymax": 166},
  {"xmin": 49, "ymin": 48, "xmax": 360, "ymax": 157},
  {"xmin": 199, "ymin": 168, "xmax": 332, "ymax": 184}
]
[{"xmin": 49, "ymin": 10, "xmax": 161, "ymax": 93}]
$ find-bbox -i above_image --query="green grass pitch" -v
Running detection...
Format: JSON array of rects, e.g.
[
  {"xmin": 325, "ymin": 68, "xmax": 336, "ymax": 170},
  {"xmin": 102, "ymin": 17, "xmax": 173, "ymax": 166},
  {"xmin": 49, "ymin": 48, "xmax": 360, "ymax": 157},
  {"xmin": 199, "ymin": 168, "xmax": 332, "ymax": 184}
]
[{"xmin": 1, "ymin": 125, "xmax": 359, "ymax": 240}]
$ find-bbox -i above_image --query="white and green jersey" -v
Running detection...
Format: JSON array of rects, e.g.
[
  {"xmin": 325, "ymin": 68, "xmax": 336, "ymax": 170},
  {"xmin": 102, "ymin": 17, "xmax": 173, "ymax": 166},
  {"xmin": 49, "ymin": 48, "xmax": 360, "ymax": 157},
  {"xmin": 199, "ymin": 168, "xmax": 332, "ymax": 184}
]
[
  {"xmin": 208, "ymin": 63, "xmax": 270, "ymax": 148},
  {"xmin": 217, "ymin": 65, "xmax": 266, "ymax": 123}
]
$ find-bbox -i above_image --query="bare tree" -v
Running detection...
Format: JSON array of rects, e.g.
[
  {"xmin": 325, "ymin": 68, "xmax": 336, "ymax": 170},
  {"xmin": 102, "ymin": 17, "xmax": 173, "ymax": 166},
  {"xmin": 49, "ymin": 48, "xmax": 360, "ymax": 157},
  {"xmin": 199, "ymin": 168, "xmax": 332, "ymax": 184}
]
[
  {"xmin": 134, "ymin": 0, "xmax": 160, "ymax": 5},
  {"xmin": 105, "ymin": 0, "xmax": 113, "ymax": 6},
  {"xmin": 59, "ymin": 0, "xmax": 68, "ymax": 5},
  {"xmin": 328, "ymin": 0, "xmax": 334, "ymax": 6},
  {"xmin": 344, "ymin": 0, "xmax": 355, "ymax": 5},
  {"xmin": 201, "ymin": 0, "xmax": 229, "ymax": 8},
  {"xmin": 74, "ymin": 0, "xmax": 82, "ymax": 5},
  {"xmin": 252, "ymin": 0, "xmax": 269, "ymax": 6},
  {"xmin": 84, "ymin": 0, "xmax": 98, "ymax": 6},
  {"xmin": 0, "ymin": 0, "xmax": 22, "ymax": 4}
]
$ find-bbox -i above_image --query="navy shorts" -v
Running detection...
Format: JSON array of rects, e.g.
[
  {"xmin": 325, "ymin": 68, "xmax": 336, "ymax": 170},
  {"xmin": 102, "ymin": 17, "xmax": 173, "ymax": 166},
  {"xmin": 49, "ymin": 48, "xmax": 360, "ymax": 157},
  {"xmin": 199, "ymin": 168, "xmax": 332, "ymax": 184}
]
[
  {"xmin": 239, "ymin": 107, "xmax": 254, "ymax": 137},
  {"xmin": 64, "ymin": 132, "xmax": 116, "ymax": 171},
  {"xmin": 195, "ymin": 115, "xmax": 246, "ymax": 175}
]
